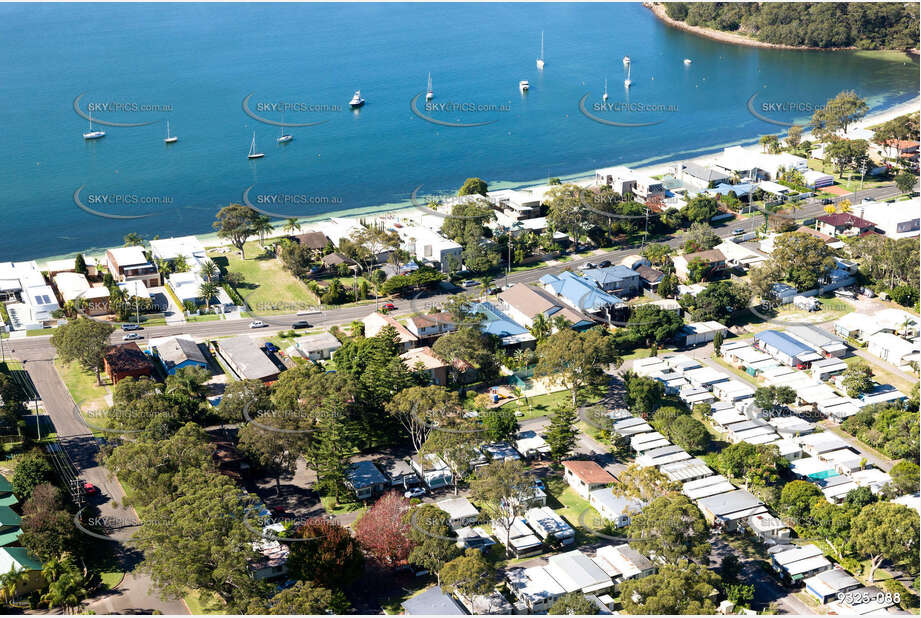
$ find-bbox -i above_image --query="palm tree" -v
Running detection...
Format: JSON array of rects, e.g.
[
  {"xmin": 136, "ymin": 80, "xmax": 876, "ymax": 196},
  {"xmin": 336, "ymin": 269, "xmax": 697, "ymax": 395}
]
[
  {"xmin": 200, "ymin": 259, "xmax": 220, "ymax": 283},
  {"xmin": 0, "ymin": 566, "xmax": 27, "ymax": 605},
  {"xmin": 254, "ymin": 215, "xmax": 274, "ymax": 246},
  {"xmin": 123, "ymin": 233, "xmax": 143, "ymax": 247},
  {"xmin": 528, "ymin": 313, "xmax": 551, "ymax": 344},
  {"xmin": 42, "ymin": 569, "xmax": 86, "ymax": 614},
  {"xmin": 166, "ymin": 366, "xmax": 209, "ymax": 399},
  {"xmin": 551, "ymin": 314, "xmax": 571, "ymax": 333},
  {"xmin": 198, "ymin": 281, "xmax": 219, "ymax": 311},
  {"xmin": 478, "ymin": 275, "xmax": 493, "ymax": 295},
  {"xmin": 283, "ymin": 217, "xmax": 301, "ymax": 235}
]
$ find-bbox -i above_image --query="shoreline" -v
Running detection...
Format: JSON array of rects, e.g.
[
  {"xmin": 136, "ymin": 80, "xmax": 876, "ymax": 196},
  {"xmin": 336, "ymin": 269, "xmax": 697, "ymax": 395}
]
[
  {"xmin": 34, "ymin": 95, "xmax": 920, "ymax": 269},
  {"xmin": 644, "ymin": 2, "xmax": 920, "ymax": 56}
]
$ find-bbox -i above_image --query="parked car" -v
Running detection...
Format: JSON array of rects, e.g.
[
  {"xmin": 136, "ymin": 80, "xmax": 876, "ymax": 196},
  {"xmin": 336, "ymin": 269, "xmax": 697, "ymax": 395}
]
[
  {"xmin": 404, "ymin": 487, "xmax": 426, "ymax": 499},
  {"xmin": 732, "ymin": 227, "xmax": 745, "ymax": 235},
  {"xmin": 462, "ymin": 280, "xmax": 478, "ymax": 288},
  {"xmin": 598, "ymin": 260, "xmax": 612, "ymax": 268},
  {"xmin": 122, "ymin": 333, "xmax": 142, "ymax": 341},
  {"xmin": 291, "ymin": 321, "xmax": 311, "ymax": 329},
  {"xmin": 533, "ymin": 479, "xmax": 546, "ymax": 491},
  {"xmin": 579, "ymin": 262, "xmax": 596, "ymax": 270},
  {"xmin": 83, "ymin": 482, "xmax": 100, "ymax": 496},
  {"xmin": 121, "ymin": 323, "xmax": 141, "ymax": 331},
  {"xmin": 381, "ymin": 302, "xmax": 396, "ymax": 311},
  {"xmin": 264, "ymin": 342, "xmax": 279, "ymax": 353},
  {"xmin": 834, "ymin": 289, "xmax": 856, "ymax": 300},
  {"xmin": 249, "ymin": 320, "xmax": 267, "ymax": 328},
  {"xmin": 821, "ymin": 198, "xmax": 833, "ymax": 205}
]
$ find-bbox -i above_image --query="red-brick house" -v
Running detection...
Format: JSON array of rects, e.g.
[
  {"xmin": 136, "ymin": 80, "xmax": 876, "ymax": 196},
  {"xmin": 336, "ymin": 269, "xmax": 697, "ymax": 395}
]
[{"xmin": 103, "ymin": 342, "xmax": 154, "ymax": 384}]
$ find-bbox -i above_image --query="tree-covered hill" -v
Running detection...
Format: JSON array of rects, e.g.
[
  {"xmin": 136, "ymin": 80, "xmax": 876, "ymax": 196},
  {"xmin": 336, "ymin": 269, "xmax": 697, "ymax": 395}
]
[{"xmin": 663, "ymin": 2, "xmax": 919, "ymax": 50}]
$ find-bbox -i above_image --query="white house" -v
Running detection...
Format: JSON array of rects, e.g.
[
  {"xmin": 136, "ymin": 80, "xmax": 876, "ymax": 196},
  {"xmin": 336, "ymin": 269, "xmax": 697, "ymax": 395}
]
[
  {"xmin": 436, "ymin": 497, "xmax": 480, "ymax": 530},
  {"xmin": 392, "ymin": 224, "xmax": 462, "ymax": 273},
  {"xmin": 867, "ymin": 332, "xmax": 917, "ymax": 369},
  {"xmin": 857, "ymin": 198, "xmax": 920, "ymax": 240},
  {"xmin": 589, "ymin": 489, "xmax": 643, "ymax": 527},
  {"xmin": 525, "ymin": 506, "xmax": 575, "ymax": 545}
]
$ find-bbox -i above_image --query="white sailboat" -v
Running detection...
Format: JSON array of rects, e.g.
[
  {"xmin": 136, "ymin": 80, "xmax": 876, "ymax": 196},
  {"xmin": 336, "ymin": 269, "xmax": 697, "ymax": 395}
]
[
  {"xmin": 426, "ymin": 73, "xmax": 434, "ymax": 102},
  {"xmin": 603, "ymin": 78, "xmax": 608, "ymax": 102},
  {"xmin": 83, "ymin": 112, "xmax": 105, "ymax": 140},
  {"xmin": 519, "ymin": 80, "xmax": 529, "ymax": 92},
  {"xmin": 536, "ymin": 31, "xmax": 545, "ymax": 69},
  {"xmin": 247, "ymin": 131, "xmax": 264, "ymax": 159},
  {"xmin": 624, "ymin": 62, "xmax": 632, "ymax": 88},
  {"xmin": 623, "ymin": 55, "xmax": 631, "ymax": 67},
  {"xmin": 164, "ymin": 120, "xmax": 178, "ymax": 144},
  {"xmin": 277, "ymin": 112, "xmax": 293, "ymax": 143}
]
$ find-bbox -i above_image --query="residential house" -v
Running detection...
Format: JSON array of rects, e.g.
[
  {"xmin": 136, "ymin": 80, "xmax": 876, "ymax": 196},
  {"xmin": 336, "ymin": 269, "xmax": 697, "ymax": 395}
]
[
  {"xmin": 498, "ymin": 283, "xmax": 593, "ymax": 331},
  {"xmin": 589, "ymin": 489, "xmax": 643, "ymax": 528},
  {"xmin": 676, "ymin": 321, "xmax": 728, "ymax": 347},
  {"xmin": 712, "ymin": 146, "xmax": 807, "ymax": 181},
  {"xmin": 658, "ymin": 458, "xmax": 714, "ymax": 483},
  {"xmin": 285, "ymin": 331, "xmax": 341, "ymax": 362},
  {"xmin": 579, "ymin": 265, "xmax": 642, "ymax": 298},
  {"xmin": 507, "ymin": 566, "xmax": 566, "ymax": 613},
  {"xmin": 594, "ymin": 166, "xmax": 637, "ymax": 196},
  {"xmin": 867, "ymin": 332, "xmax": 917, "ymax": 370},
  {"xmin": 771, "ymin": 544, "xmax": 832, "ymax": 583},
  {"xmin": 455, "ymin": 526, "xmax": 497, "ymax": 552},
  {"xmin": 515, "ymin": 430, "xmax": 551, "ymax": 459},
  {"xmin": 539, "ymin": 271, "xmax": 623, "ymax": 316},
  {"xmin": 481, "ymin": 442, "xmax": 521, "ymax": 462},
  {"xmin": 682, "ymin": 475, "xmax": 737, "ymax": 501},
  {"xmin": 635, "ymin": 445, "xmax": 692, "ymax": 468},
  {"xmin": 747, "ymin": 513, "xmax": 791, "ymax": 543},
  {"xmin": 594, "ymin": 544, "xmax": 655, "ymax": 587},
  {"xmin": 215, "ymin": 336, "xmax": 280, "ymax": 382},
  {"xmin": 671, "ymin": 249, "xmax": 726, "ymax": 282},
  {"xmin": 786, "ymin": 325, "xmax": 848, "ymax": 358},
  {"xmin": 317, "ymin": 217, "xmax": 366, "ymax": 250},
  {"xmin": 150, "ymin": 236, "xmax": 209, "ymax": 274},
  {"xmin": 410, "ymin": 453, "xmax": 453, "ymax": 489},
  {"xmin": 0, "ymin": 505, "xmax": 22, "ymax": 547},
  {"xmin": 291, "ymin": 231, "xmax": 330, "ymax": 252},
  {"xmin": 402, "ymin": 586, "xmax": 466, "ymax": 615},
  {"xmin": 456, "ymin": 591, "xmax": 514, "ymax": 615},
  {"xmin": 103, "ymin": 342, "xmax": 154, "ymax": 384},
  {"xmin": 406, "ymin": 313, "xmax": 457, "ymax": 339},
  {"xmin": 0, "ymin": 547, "xmax": 43, "ymax": 596},
  {"xmin": 679, "ymin": 161, "xmax": 730, "ymax": 189},
  {"xmin": 815, "ymin": 213, "xmax": 876, "ymax": 238},
  {"xmin": 250, "ymin": 524, "xmax": 289, "ymax": 581},
  {"xmin": 376, "ymin": 457, "xmax": 420, "ymax": 490},
  {"xmin": 320, "ymin": 252, "xmax": 358, "ymax": 272},
  {"xmin": 525, "ymin": 506, "xmax": 575, "ymax": 545},
  {"xmin": 634, "ymin": 265, "xmax": 664, "ymax": 290},
  {"xmin": 714, "ymin": 240, "xmax": 768, "ymax": 270},
  {"xmin": 695, "ymin": 489, "xmax": 768, "ymax": 532},
  {"xmin": 392, "ymin": 224, "xmax": 462, "ymax": 273},
  {"xmin": 563, "ymin": 460, "xmax": 615, "ymax": 499},
  {"xmin": 858, "ymin": 198, "xmax": 921, "ymax": 240},
  {"xmin": 106, "ymin": 246, "xmax": 160, "ymax": 287},
  {"xmin": 494, "ymin": 517, "xmax": 543, "ymax": 558},
  {"xmin": 754, "ymin": 330, "xmax": 823, "ymax": 368},
  {"xmin": 437, "ymin": 497, "xmax": 480, "ymax": 530},
  {"xmin": 487, "ymin": 187, "xmax": 544, "ymax": 220},
  {"xmin": 43, "ymin": 256, "xmax": 99, "ymax": 278},
  {"xmin": 53, "ymin": 272, "xmax": 110, "ymax": 316},
  {"xmin": 400, "ymin": 346, "xmax": 449, "ymax": 385},
  {"xmin": 633, "ymin": 176, "xmax": 666, "ymax": 203},
  {"xmin": 471, "ymin": 302, "xmax": 536, "ymax": 347},
  {"xmin": 545, "ymin": 549, "xmax": 614, "ymax": 595},
  {"xmin": 362, "ymin": 312, "xmax": 419, "ymax": 352},
  {"xmin": 0, "ymin": 475, "xmax": 17, "ymax": 509},
  {"xmin": 346, "ymin": 460, "xmax": 389, "ymax": 500},
  {"xmin": 150, "ymin": 335, "xmax": 208, "ymax": 375}
]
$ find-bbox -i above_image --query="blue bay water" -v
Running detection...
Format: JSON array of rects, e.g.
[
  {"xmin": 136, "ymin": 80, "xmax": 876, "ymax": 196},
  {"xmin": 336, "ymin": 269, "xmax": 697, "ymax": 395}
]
[{"xmin": 0, "ymin": 2, "xmax": 917, "ymax": 260}]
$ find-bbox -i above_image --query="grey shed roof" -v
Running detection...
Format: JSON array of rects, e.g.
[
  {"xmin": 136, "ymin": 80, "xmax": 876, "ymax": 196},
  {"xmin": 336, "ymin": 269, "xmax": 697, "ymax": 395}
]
[
  {"xmin": 402, "ymin": 586, "xmax": 466, "ymax": 615},
  {"xmin": 347, "ymin": 460, "xmax": 388, "ymax": 489},
  {"xmin": 697, "ymin": 489, "xmax": 763, "ymax": 517}
]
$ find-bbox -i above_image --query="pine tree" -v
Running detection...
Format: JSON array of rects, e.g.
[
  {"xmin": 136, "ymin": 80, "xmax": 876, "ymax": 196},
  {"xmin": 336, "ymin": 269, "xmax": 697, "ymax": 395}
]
[
  {"xmin": 713, "ymin": 330, "xmax": 724, "ymax": 357},
  {"xmin": 74, "ymin": 254, "xmax": 88, "ymax": 275},
  {"xmin": 312, "ymin": 411, "xmax": 349, "ymax": 503},
  {"xmin": 545, "ymin": 406, "xmax": 578, "ymax": 463}
]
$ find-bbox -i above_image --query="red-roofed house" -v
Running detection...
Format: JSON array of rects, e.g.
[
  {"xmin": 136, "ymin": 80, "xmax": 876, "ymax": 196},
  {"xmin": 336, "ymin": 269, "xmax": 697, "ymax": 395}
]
[
  {"xmin": 362, "ymin": 312, "xmax": 419, "ymax": 352},
  {"xmin": 562, "ymin": 460, "xmax": 616, "ymax": 498},
  {"xmin": 103, "ymin": 342, "xmax": 155, "ymax": 384},
  {"xmin": 816, "ymin": 213, "xmax": 875, "ymax": 238}
]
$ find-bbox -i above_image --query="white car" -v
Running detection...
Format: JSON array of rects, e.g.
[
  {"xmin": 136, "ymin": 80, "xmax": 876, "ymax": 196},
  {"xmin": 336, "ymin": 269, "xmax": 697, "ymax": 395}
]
[
  {"xmin": 122, "ymin": 333, "xmax": 142, "ymax": 341},
  {"xmin": 404, "ymin": 487, "xmax": 426, "ymax": 499},
  {"xmin": 249, "ymin": 320, "xmax": 267, "ymax": 328}
]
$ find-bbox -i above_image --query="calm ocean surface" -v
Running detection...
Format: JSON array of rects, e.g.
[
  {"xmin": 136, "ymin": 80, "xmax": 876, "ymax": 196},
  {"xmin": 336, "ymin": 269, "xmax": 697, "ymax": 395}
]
[{"xmin": 0, "ymin": 3, "xmax": 917, "ymax": 260}]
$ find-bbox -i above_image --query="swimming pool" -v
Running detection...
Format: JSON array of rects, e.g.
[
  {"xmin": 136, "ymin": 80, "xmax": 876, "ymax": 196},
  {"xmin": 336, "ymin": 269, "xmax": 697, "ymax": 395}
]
[{"xmin": 808, "ymin": 470, "xmax": 839, "ymax": 480}]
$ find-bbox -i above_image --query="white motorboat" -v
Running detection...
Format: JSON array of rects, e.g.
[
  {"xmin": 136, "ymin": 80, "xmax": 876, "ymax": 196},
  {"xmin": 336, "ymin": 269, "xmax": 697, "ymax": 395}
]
[{"xmin": 349, "ymin": 90, "xmax": 365, "ymax": 108}]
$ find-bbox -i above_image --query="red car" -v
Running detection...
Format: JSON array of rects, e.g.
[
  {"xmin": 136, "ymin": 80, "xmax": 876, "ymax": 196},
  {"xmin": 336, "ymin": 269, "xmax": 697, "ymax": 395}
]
[
  {"xmin": 83, "ymin": 482, "xmax": 100, "ymax": 495},
  {"xmin": 381, "ymin": 303, "xmax": 396, "ymax": 311}
]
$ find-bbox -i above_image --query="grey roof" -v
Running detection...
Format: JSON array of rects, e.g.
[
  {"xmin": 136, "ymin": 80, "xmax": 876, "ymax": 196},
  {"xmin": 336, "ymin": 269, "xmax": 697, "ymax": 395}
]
[
  {"xmin": 402, "ymin": 586, "xmax": 466, "ymax": 615},
  {"xmin": 697, "ymin": 489, "xmax": 763, "ymax": 517},
  {"xmin": 218, "ymin": 336, "xmax": 279, "ymax": 380},
  {"xmin": 156, "ymin": 337, "xmax": 207, "ymax": 371},
  {"xmin": 347, "ymin": 460, "xmax": 388, "ymax": 489},
  {"xmin": 683, "ymin": 161, "xmax": 730, "ymax": 182},
  {"xmin": 641, "ymin": 445, "xmax": 685, "ymax": 459},
  {"xmin": 786, "ymin": 324, "xmax": 845, "ymax": 348},
  {"xmin": 376, "ymin": 457, "xmax": 416, "ymax": 480},
  {"xmin": 295, "ymin": 331, "xmax": 342, "ymax": 352},
  {"xmin": 773, "ymin": 543, "xmax": 824, "ymax": 566}
]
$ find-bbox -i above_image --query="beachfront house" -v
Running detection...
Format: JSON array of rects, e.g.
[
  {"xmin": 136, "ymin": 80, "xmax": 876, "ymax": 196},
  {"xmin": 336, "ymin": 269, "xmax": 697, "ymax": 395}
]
[
  {"xmin": 106, "ymin": 246, "xmax": 161, "ymax": 288},
  {"xmin": 678, "ymin": 161, "xmax": 730, "ymax": 189}
]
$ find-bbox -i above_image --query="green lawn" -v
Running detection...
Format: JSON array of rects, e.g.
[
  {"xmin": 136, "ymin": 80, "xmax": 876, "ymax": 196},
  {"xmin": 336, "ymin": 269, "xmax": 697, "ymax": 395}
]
[
  {"xmin": 54, "ymin": 359, "xmax": 109, "ymax": 411},
  {"xmin": 320, "ymin": 495, "xmax": 365, "ymax": 516},
  {"xmin": 183, "ymin": 590, "xmax": 225, "ymax": 615},
  {"xmin": 209, "ymin": 242, "xmax": 318, "ymax": 313},
  {"xmin": 499, "ymin": 389, "xmax": 573, "ymax": 419}
]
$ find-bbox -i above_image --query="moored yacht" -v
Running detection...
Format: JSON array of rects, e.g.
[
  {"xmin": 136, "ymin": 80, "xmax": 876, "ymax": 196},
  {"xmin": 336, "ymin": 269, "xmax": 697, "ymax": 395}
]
[{"xmin": 349, "ymin": 90, "xmax": 365, "ymax": 108}]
